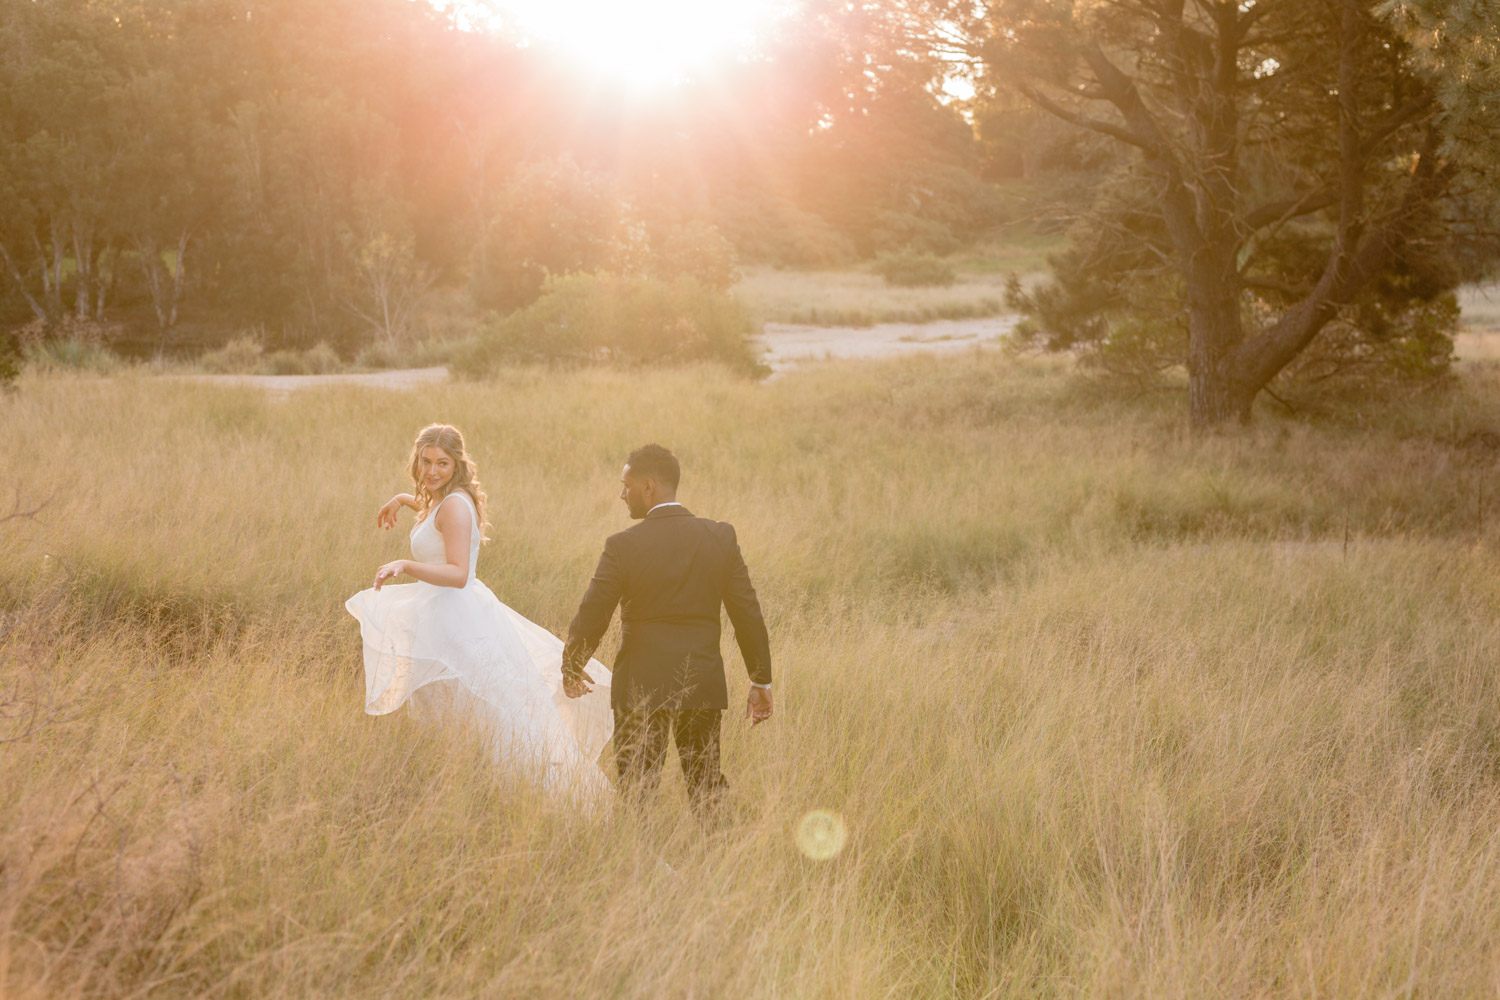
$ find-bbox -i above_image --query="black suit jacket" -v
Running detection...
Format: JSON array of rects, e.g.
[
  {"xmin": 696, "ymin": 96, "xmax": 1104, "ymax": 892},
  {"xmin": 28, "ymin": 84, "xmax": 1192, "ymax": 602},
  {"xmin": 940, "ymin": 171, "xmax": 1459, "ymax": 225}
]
[{"xmin": 563, "ymin": 504, "xmax": 771, "ymax": 711}]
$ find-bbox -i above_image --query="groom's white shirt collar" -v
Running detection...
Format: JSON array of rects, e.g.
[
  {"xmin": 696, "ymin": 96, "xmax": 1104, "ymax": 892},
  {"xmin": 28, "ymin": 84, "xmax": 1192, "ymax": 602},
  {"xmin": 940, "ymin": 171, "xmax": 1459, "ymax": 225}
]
[{"xmin": 647, "ymin": 501, "xmax": 684, "ymax": 515}]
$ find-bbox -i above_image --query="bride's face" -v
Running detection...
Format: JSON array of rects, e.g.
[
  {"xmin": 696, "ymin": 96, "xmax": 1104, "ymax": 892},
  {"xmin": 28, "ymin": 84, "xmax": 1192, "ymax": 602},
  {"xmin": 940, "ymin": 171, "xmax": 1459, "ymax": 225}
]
[{"xmin": 418, "ymin": 446, "xmax": 456, "ymax": 495}]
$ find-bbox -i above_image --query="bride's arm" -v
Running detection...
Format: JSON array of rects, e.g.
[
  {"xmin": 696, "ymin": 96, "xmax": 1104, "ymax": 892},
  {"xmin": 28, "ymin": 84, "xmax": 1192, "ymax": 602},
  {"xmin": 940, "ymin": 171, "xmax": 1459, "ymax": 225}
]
[
  {"xmin": 373, "ymin": 499, "xmax": 472, "ymax": 590},
  {"xmin": 376, "ymin": 493, "xmax": 418, "ymax": 531}
]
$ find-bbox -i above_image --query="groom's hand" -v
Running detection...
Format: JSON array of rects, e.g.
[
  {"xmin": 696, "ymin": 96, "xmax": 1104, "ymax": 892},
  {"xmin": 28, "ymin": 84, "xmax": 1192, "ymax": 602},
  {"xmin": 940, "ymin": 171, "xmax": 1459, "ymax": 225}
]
[
  {"xmin": 746, "ymin": 687, "xmax": 772, "ymax": 726},
  {"xmin": 563, "ymin": 669, "xmax": 594, "ymax": 699}
]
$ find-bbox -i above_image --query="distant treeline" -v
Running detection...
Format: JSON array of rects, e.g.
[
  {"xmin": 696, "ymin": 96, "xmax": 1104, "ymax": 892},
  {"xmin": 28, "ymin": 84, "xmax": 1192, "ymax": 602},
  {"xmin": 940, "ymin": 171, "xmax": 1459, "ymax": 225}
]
[{"xmin": 0, "ymin": 0, "xmax": 1038, "ymax": 353}]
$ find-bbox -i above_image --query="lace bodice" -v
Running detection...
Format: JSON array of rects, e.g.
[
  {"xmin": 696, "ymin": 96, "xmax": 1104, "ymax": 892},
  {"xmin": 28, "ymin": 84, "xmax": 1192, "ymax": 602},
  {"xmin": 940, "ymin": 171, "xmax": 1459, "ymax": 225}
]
[{"xmin": 409, "ymin": 492, "xmax": 480, "ymax": 580}]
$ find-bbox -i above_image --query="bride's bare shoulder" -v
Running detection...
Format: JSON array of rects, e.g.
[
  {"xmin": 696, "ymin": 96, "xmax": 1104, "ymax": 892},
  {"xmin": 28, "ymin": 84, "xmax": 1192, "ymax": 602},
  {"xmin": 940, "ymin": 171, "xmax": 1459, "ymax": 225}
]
[{"xmin": 433, "ymin": 493, "xmax": 474, "ymax": 529}]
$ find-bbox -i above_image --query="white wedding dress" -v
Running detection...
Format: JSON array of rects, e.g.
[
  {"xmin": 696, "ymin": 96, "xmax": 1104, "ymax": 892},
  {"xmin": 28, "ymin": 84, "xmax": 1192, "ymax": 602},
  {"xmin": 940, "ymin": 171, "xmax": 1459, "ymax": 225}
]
[{"xmin": 346, "ymin": 492, "xmax": 614, "ymax": 803}]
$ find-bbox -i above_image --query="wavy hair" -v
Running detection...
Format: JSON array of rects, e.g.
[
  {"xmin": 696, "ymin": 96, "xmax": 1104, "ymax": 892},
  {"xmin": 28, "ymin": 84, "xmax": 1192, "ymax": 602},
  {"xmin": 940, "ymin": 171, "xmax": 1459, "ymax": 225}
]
[{"xmin": 407, "ymin": 424, "xmax": 489, "ymax": 542}]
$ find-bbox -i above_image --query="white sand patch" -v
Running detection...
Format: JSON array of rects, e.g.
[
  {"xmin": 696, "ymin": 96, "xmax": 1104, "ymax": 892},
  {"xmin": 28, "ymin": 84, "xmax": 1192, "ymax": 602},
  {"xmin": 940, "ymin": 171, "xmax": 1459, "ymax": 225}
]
[
  {"xmin": 756, "ymin": 316, "xmax": 1019, "ymax": 375},
  {"xmin": 174, "ymin": 366, "xmax": 449, "ymax": 397}
]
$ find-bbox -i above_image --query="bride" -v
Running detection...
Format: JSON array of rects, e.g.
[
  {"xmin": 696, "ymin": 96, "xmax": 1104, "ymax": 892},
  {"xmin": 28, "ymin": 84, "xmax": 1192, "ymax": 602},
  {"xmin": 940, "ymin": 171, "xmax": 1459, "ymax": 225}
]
[{"xmin": 346, "ymin": 424, "xmax": 614, "ymax": 801}]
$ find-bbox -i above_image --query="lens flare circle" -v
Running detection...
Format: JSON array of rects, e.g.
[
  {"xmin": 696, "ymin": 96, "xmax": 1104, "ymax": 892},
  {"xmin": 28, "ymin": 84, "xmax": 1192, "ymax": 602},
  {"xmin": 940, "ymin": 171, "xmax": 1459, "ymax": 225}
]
[{"xmin": 796, "ymin": 809, "xmax": 847, "ymax": 861}]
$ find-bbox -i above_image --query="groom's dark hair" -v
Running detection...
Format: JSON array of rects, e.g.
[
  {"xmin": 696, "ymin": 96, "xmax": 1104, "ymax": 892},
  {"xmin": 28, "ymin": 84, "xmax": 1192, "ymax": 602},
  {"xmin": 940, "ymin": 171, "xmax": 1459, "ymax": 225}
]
[{"xmin": 627, "ymin": 444, "xmax": 680, "ymax": 490}]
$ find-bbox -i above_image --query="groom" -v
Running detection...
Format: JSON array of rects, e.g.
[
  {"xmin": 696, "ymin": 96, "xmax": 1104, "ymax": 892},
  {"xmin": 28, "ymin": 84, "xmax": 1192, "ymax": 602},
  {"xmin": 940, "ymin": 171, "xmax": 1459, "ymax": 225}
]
[{"xmin": 562, "ymin": 444, "xmax": 772, "ymax": 821}]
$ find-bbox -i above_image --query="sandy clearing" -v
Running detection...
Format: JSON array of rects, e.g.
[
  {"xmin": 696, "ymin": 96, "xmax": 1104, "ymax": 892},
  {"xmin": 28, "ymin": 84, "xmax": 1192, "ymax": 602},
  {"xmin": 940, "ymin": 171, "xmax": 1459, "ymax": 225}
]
[
  {"xmin": 1455, "ymin": 331, "xmax": 1500, "ymax": 362},
  {"xmin": 172, "ymin": 366, "xmax": 451, "ymax": 395},
  {"xmin": 756, "ymin": 316, "xmax": 1018, "ymax": 375},
  {"xmin": 170, "ymin": 317, "xmax": 1021, "ymax": 393}
]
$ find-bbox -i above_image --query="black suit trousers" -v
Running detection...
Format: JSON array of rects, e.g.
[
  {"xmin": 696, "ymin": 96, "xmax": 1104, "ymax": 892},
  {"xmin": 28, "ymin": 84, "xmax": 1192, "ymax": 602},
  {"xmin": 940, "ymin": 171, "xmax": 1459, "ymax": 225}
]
[{"xmin": 613, "ymin": 707, "xmax": 727, "ymax": 822}]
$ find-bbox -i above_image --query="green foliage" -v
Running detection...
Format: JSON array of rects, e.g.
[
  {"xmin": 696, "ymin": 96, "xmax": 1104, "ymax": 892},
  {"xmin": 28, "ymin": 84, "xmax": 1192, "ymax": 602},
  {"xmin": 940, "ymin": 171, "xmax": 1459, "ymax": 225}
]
[
  {"xmin": 648, "ymin": 220, "xmax": 739, "ymax": 292},
  {"xmin": 261, "ymin": 343, "xmax": 344, "ymax": 376},
  {"xmin": 457, "ymin": 273, "xmax": 765, "ymax": 377},
  {"xmin": 21, "ymin": 338, "xmax": 123, "ymax": 376},
  {"xmin": 869, "ymin": 211, "xmax": 962, "ymax": 256},
  {"xmin": 957, "ymin": 0, "xmax": 1500, "ymax": 422},
  {"xmin": 712, "ymin": 195, "xmax": 856, "ymax": 268},
  {"xmin": 872, "ymin": 248, "xmax": 958, "ymax": 288},
  {"xmin": 471, "ymin": 158, "xmax": 637, "ymax": 313},
  {"xmin": 1006, "ymin": 170, "xmax": 1459, "ymax": 393},
  {"xmin": 200, "ymin": 338, "xmax": 350, "ymax": 376},
  {"xmin": 0, "ymin": 0, "xmax": 1015, "ymax": 363},
  {"xmin": 353, "ymin": 336, "xmax": 466, "ymax": 371},
  {"xmin": 1281, "ymin": 293, "xmax": 1459, "ymax": 388}
]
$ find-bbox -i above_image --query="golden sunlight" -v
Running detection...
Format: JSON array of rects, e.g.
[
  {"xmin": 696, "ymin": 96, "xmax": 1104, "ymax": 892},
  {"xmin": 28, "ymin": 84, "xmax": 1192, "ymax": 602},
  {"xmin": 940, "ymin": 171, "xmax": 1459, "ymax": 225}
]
[{"xmin": 492, "ymin": 0, "xmax": 791, "ymax": 88}]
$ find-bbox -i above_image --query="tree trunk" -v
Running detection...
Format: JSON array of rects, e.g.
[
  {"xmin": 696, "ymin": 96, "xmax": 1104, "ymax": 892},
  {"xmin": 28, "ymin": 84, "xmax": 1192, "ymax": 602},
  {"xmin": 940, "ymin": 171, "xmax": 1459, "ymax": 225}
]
[
  {"xmin": 72, "ymin": 225, "xmax": 95, "ymax": 321},
  {"xmin": 34, "ymin": 230, "xmax": 60, "ymax": 319},
  {"xmin": 48, "ymin": 218, "xmax": 66, "ymax": 317},
  {"xmin": 1184, "ymin": 253, "xmax": 1256, "ymax": 427},
  {"xmin": 0, "ymin": 240, "xmax": 47, "ymax": 323},
  {"xmin": 94, "ymin": 240, "xmax": 115, "ymax": 320},
  {"xmin": 168, "ymin": 230, "xmax": 189, "ymax": 329},
  {"xmin": 134, "ymin": 234, "xmax": 170, "ymax": 330}
]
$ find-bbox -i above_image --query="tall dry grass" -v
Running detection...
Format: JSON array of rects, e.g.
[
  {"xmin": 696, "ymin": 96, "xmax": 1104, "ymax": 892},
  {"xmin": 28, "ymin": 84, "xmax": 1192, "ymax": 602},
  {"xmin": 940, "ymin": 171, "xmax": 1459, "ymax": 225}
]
[
  {"xmin": 734, "ymin": 267, "xmax": 1013, "ymax": 327},
  {"xmin": 5, "ymin": 356, "xmax": 1500, "ymax": 997}
]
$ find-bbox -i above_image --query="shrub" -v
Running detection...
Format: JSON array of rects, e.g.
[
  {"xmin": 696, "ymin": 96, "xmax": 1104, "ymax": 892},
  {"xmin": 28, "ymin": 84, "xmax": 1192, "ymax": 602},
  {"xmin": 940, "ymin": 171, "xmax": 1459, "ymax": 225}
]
[
  {"xmin": 650, "ymin": 220, "xmax": 739, "ymax": 292},
  {"xmin": 1279, "ymin": 292, "xmax": 1458, "ymax": 388},
  {"xmin": 22, "ymin": 338, "xmax": 124, "ymax": 375},
  {"xmin": 262, "ymin": 349, "xmax": 310, "ymax": 375},
  {"xmin": 302, "ymin": 342, "xmax": 343, "ymax": 374},
  {"xmin": 354, "ymin": 339, "xmax": 403, "ymax": 371},
  {"xmin": 457, "ymin": 273, "xmax": 765, "ymax": 377},
  {"xmin": 199, "ymin": 336, "xmax": 265, "ymax": 374},
  {"xmin": 868, "ymin": 211, "xmax": 962, "ymax": 256},
  {"xmin": 714, "ymin": 195, "xmax": 856, "ymax": 268},
  {"xmin": 872, "ymin": 248, "xmax": 958, "ymax": 288}
]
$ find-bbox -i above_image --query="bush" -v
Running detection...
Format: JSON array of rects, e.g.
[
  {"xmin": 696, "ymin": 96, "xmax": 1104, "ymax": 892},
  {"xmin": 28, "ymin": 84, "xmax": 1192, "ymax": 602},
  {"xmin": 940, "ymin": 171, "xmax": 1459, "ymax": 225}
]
[
  {"xmin": 470, "ymin": 157, "xmax": 637, "ymax": 313},
  {"xmin": 199, "ymin": 336, "xmax": 265, "ymax": 374},
  {"xmin": 650, "ymin": 220, "xmax": 739, "ymax": 292},
  {"xmin": 1279, "ymin": 292, "xmax": 1458, "ymax": 388},
  {"xmin": 456, "ymin": 273, "xmax": 766, "ymax": 377},
  {"xmin": 302, "ymin": 342, "xmax": 343, "ymax": 374},
  {"xmin": 714, "ymin": 195, "xmax": 855, "ymax": 268},
  {"xmin": 22, "ymin": 338, "xmax": 124, "ymax": 375},
  {"xmin": 872, "ymin": 248, "xmax": 958, "ymax": 288},
  {"xmin": 868, "ymin": 211, "xmax": 962, "ymax": 256},
  {"xmin": 262, "ymin": 349, "xmax": 310, "ymax": 375}
]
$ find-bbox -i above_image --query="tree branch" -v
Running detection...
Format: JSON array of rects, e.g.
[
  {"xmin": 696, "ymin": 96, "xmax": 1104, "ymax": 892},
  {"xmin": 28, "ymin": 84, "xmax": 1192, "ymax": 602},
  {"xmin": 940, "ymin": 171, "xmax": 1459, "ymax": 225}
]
[
  {"xmin": 1240, "ymin": 96, "xmax": 1434, "ymax": 231},
  {"xmin": 1239, "ymin": 275, "xmax": 1313, "ymax": 298},
  {"xmin": 0, "ymin": 491, "xmax": 51, "ymax": 526},
  {"xmin": 1018, "ymin": 84, "xmax": 1162, "ymax": 152},
  {"xmin": 1243, "ymin": 188, "xmax": 1341, "ymax": 230}
]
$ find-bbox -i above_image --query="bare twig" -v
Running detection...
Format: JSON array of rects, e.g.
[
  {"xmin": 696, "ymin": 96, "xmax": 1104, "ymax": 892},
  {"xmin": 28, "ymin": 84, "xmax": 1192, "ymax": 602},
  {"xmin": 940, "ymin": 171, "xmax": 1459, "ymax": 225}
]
[{"xmin": 1, "ymin": 490, "xmax": 53, "ymax": 525}]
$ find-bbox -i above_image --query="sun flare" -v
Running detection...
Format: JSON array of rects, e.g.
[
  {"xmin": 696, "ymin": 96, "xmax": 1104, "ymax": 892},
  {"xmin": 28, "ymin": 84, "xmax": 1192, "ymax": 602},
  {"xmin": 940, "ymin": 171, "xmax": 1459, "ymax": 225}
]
[{"xmin": 492, "ymin": 0, "xmax": 791, "ymax": 89}]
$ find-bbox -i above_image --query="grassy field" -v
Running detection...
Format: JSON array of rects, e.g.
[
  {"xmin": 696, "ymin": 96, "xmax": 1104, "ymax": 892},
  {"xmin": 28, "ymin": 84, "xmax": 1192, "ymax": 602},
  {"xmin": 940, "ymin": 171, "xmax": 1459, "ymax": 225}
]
[
  {"xmin": 5, "ymin": 355, "xmax": 1500, "ymax": 997},
  {"xmin": 734, "ymin": 266, "xmax": 1013, "ymax": 327},
  {"xmin": 733, "ymin": 236, "xmax": 1061, "ymax": 327}
]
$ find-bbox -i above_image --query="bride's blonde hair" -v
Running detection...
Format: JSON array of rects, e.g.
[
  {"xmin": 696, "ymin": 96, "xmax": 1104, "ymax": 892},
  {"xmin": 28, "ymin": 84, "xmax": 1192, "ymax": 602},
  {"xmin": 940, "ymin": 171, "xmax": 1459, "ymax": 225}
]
[{"xmin": 408, "ymin": 424, "xmax": 490, "ymax": 542}]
